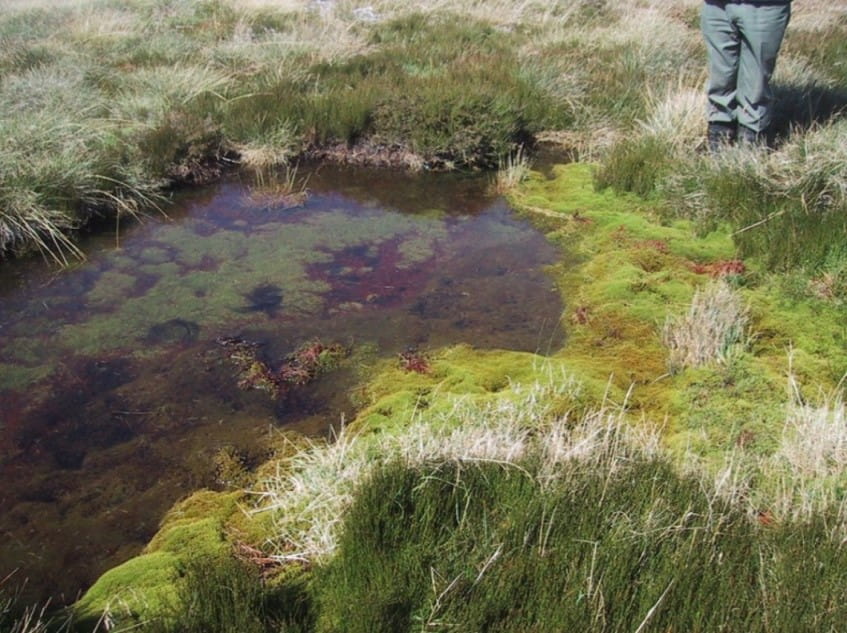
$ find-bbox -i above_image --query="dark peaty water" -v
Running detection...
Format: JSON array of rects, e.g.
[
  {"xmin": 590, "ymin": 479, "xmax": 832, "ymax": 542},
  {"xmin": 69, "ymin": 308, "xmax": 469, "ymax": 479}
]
[{"xmin": 0, "ymin": 165, "xmax": 564, "ymax": 605}]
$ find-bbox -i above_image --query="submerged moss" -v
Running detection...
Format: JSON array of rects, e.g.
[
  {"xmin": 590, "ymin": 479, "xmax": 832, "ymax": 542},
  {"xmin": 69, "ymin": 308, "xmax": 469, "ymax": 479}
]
[
  {"xmin": 0, "ymin": 362, "xmax": 53, "ymax": 391},
  {"xmin": 55, "ymin": 206, "xmax": 452, "ymax": 357}
]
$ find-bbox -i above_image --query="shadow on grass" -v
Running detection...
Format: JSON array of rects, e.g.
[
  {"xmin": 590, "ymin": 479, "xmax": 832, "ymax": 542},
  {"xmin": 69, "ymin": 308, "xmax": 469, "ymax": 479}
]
[
  {"xmin": 314, "ymin": 458, "xmax": 847, "ymax": 633},
  {"xmin": 772, "ymin": 81, "xmax": 847, "ymax": 137}
]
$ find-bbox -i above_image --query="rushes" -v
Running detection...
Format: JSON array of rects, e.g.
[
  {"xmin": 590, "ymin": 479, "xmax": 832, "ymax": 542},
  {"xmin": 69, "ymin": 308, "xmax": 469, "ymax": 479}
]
[
  {"xmin": 0, "ymin": 573, "xmax": 59, "ymax": 633},
  {"xmin": 316, "ymin": 429, "xmax": 847, "ymax": 632}
]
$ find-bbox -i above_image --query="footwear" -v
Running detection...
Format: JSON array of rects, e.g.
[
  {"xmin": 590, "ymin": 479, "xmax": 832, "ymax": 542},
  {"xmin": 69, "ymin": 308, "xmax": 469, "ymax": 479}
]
[
  {"xmin": 738, "ymin": 125, "xmax": 767, "ymax": 147},
  {"xmin": 707, "ymin": 121, "xmax": 736, "ymax": 153}
]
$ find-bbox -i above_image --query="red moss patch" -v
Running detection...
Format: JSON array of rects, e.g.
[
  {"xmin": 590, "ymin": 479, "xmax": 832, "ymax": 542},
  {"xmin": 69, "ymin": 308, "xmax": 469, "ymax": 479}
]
[
  {"xmin": 690, "ymin": 259, "xmax": 746, "ymax": 278},
  {"xmin": 570, "ymin": 305, "xmax": 591, "ymax": 325},
  {"xmin": 635, "ymin": 239, "xmax": 669, "ymax": 254},
  {"xmin": 398, "ymin": 348, "xmax": 431, "ymax": 374}
]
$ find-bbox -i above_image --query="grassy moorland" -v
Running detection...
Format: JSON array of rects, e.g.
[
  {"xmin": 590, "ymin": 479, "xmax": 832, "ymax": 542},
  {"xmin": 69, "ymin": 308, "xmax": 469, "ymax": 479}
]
[
  {"xmin": 2, "ymin": 0, "xmax": 845, "ymax": 268},
  {"xmin": 2, "ymin": 0, "xmax": 847, "ymax": 631}
]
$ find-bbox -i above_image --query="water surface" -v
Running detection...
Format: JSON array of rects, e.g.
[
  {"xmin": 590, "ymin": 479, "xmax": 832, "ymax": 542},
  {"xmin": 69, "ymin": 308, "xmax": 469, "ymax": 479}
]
[{"xmin": 0, "ymin": 165, "xmax": 564, "ymax": 604}]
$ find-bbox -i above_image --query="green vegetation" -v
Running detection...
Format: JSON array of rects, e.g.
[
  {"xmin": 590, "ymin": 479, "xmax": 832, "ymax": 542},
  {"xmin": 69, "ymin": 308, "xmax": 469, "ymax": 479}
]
[
  {"xmin": 49, "ymin": 157, "xmax": 844, "ymax": 631},
  {"xmin": 2, "ymin": 0, "xmax": 846, "ymax": 630},
  {"xmin": 68, "ymin": 377, "xmax": 847, "ymax": 631},
  {"xmin": 0, "ymin": 0, "xmax": 737, "ymax": 261},
  {"xmin": 316, "ymin": 458, "xmax": 846, "ymax": 632},
  {"xmin": 3, "ymin": 0, "xmax": 844, "ymax": 270}
]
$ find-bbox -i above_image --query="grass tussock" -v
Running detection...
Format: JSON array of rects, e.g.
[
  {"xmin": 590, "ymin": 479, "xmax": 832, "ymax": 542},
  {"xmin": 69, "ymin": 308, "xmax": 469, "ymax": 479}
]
[
  {"xmin": 756, "ymin": 375, "xmax": 847, "ymax": 521},
  {"xmin": 491, "ymin": 146, "xmax": 531, "ymax": 195},
  {"xmin": 662, "ymin": 279, "xmax": 750, "ymax": 372}
]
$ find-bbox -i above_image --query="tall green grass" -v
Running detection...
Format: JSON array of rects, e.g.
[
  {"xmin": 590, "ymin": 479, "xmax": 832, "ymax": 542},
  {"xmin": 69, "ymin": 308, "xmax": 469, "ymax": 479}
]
[
  {"xmin": 314, "ymin": 457, "xmax": 846, "ymax": 632},
  {"xmin": 598, "ymin": 111, "xmax": 847, "ymax": 279},
  {"xmin": 222, "ymin": 12, "xmax": 561, "ymax": 167},
  {"xmin": 593, "ymin": 13, "xmax": 847, "ymax": 278},
  {"xmin": 85, "ymin": 426, "xmax": 847, "ymax": 632},
  {"xmin": 670, "ymin": 120, "xmax": 847, "ymax": 273}
]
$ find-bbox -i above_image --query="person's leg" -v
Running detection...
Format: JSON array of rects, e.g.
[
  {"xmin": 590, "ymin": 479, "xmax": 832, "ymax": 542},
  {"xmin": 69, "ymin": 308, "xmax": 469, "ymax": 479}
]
[
  {"xmin": 735, "ymin": 2, "xmax": 791, "ymax": 142},
  {"xmin": 702, "ymin": 1, "xmax": 741, "ymax": 150}
]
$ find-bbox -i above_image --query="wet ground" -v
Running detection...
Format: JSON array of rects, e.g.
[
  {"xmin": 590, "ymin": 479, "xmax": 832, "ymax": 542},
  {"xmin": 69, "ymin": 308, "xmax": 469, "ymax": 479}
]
[{"xmin": 0, "ymin": 165, "xmax": 564, "ymax": 605}]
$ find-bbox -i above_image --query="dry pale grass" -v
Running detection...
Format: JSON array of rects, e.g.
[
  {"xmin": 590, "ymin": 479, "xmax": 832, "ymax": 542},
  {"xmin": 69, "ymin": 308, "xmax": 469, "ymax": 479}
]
[
  {"xmin": 708, "ymin": 372, "xmax": 847, "ymax": 527},
  {"xmin": 763, "ymin": 374, "xmax": 847, "ymax": 521},
  {"xmin": 491, "ymin": 146, "xmax": 531, "ymax": 195},
  {"xmin": 243, "ymin": 162, "xmax": 310, "ymax": 209},
  {"xmin": 236, "ymin": 134, "xmax": 297, "ymax": 170},
  {"xmin": 662, "ymin": 280, "xmax": 750, "ymax": 372},
  {"xmin": 2, "ymin": 0, "xmax": 88, "ymax": 9},
  {"xmin": 251, "ymin": 371, "xmax": 659, "ymax": 564},
  {"xmin": 786, "ymin": 0, "xmax": 847, "ymax": 32},
  {"xmin": 637, "ymin": 84, "xmax": 707, "ymax": 151},
  {"xmin": 65, "ymin": 6, "xmax": 140, "ymax": 41}
]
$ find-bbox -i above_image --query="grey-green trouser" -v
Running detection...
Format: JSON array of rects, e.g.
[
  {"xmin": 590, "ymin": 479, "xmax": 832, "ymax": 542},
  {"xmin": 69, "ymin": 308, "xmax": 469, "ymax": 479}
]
[{"xmin": 701, "ymin": 1, "xmax": 791, "ymax": 132}]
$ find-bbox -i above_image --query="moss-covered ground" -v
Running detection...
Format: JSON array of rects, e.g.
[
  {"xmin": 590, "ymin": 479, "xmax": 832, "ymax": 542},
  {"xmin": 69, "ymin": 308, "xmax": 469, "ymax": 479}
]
[
  {"xmin": 515, "ymin": 165, "xmax": 847, "ymax": 457},
  {"xmin": 63, "ymin": 162, "xmax": 847, "ymax": 631}
]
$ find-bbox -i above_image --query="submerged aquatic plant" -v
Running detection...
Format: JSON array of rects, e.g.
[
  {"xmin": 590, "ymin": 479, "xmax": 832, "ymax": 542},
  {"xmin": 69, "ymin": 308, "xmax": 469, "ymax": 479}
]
[
  {"xmin": 217, "ymin": 336, "xmax": 347, "ymax": 399},
  {"xmin": 397, "ymin": 347, "xmax": 430, "ymax": 374},
  {"xmin": 278, "ymin": 339, "xmax": 348, "ymax": 386},
  {"xmin": 238, "ymin": 283, "xmax": 284, "ymax": 317}
]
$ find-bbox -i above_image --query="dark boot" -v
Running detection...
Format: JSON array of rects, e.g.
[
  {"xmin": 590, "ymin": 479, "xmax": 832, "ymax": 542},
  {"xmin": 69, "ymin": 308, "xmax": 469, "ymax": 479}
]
[
  {"xmin": 707, "ymin": 121, "xmax": 736, "ymax": 153},
  {"xmin": 738, "ymin": 125, "xmax": 767, "ymax": 148}
]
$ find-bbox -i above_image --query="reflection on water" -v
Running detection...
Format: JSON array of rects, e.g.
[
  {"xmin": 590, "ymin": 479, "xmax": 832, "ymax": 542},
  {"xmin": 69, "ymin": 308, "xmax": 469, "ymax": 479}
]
[{"xmin": 0, "ymin": 165, "xmax": 564, "ymax": 604}]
